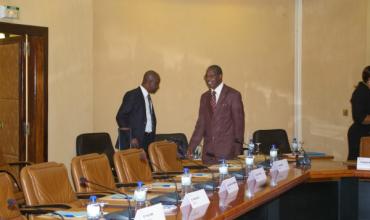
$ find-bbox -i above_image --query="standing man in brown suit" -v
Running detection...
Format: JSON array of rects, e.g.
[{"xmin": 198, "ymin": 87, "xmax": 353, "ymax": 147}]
[{"xmin": 188, "ymin": 65, "xmax": 245, "ymax": 164}]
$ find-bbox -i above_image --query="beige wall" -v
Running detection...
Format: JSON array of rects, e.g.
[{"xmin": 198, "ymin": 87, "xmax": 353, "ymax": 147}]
[
  {"xmin": 93, "ymin": 0, "xmax": 295, "ymax": 145},
  {"xmin": 301, "ymin": 0, "xmax": 368, "ymax": 160},
  {"xmin": 0, "ymin": 0, "xmax": 94, "ymax": 167},
  {"xmin": 0, "ymin": 0, "xmax": 369, "ymax": 167}
]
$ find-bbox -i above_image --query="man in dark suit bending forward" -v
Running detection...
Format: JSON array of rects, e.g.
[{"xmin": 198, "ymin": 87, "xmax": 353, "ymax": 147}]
[
  {"xmin": 188, "ymin": 65, "xmax": 245, "ymax": 164},
  {"xmin": 116, "ymin": 70, "xmax": 160, "ymax": 153}
]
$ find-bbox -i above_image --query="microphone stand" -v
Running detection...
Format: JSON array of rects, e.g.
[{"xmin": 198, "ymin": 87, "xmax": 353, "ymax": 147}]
[
  {"xmin": 80, "ymin": 177, "xmax": 133, "ymax": 220},
  {"xmin": 234, "ymin": 139, "xmax": 249, "ymax": 180},
  {"xmin": 139, "ymin": 153, "xmax": 179, "ymax": 206},
  {"xmin": 233, "ymin": 157, "xmax": 246, "ymax": 180}
]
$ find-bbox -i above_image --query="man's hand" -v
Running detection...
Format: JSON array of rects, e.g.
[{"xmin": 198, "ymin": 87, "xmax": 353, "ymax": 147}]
[
  {"xmin": 130, "ymin": 138, "xmax": 139, "ymax": 148},
  {"xmin": 186, "ymin": 148, "xmax": 193, "ymax": 159}
]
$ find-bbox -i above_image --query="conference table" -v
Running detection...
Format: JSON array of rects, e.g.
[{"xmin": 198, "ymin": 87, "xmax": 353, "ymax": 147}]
[
  {"xmin": 168, "ymin": 159, "xmax": 365, "ymax": 220},
  {"xmin": 36, "ymin": 158, "xmax": 370, "ymax": 220}
]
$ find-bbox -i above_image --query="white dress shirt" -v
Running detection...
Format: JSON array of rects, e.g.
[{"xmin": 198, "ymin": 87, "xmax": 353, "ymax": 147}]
[
  {"xmin": 211, "ymin": 82, "xmax": 224, "ymax": 103},
  {"xmin": 140, "ymin": 86, "xmax": 153, "ymax": 132}
]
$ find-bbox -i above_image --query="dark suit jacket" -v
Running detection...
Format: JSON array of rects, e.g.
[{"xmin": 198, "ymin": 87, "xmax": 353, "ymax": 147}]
[
  {"xmin": 189, "ymin": 84, "xmax": 245, "ymax": 164},
  {"xmin": 116, "ymin": 87, "xmax": 156, "ymax": 149},
  {"xmin": 347, "ymin": 81, "xmax": 370, "ymax": 160}
]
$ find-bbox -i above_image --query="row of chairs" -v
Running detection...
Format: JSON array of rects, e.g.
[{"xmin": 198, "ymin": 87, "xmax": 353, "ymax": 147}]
[
  {"xmin": 75, "ymin": 129, "xmax": 291, "ymax": 169},
  {"xmin": 1, "ymin": 140, "xmax": 180, "ymax": 212},
  {"xmin": 2, "ymin": 137, "xmax": 370, "ymax": 219},
  {"xmin": 74, "ymin": 140, "xmax": 182, "ymax": 190},
  {"xmin": 0, "ymin": 128, "xmax": 288, "ymax": 205},
  {"xmin": 75, "ymin": 132, "xmax": 188, "ymax": 174}
]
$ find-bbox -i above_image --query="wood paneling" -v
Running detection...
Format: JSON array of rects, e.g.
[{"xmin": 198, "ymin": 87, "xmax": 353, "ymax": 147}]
[
  {"xmin": 27, "ymin": 36, "xmax": 47, "ymax": 163},
  {"xmin": 0, "ymin": 42, "xmax": 19, "ymax": 99},
  {"xmin": 0, "ymin": 37, "xmax": 22, "ymax": 163}
]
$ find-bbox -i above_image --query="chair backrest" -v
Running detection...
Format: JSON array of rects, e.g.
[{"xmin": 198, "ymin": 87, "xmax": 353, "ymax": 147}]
[
  {"xmin": 0, "ymin": 173, "xmax": 25, "ymax": 220},
  {"xmin": 0, "ymin": 153, "xmax": 21, "ymax": 189},
  {"xmin": 71, "ymin": 153, "xmax": 116, "ymax": 193},
  {"xmin": 360, "ymin": 136, "xmax": 370, "ymax": 157},
  {"xmin": 20, "ymin": 162, "xmax": 81, "ymax": 207},
  {"xmin": 148, "ymin": 140, "xmax": 183, "ymax": 172},
  {"xmin": 0, "ymin": 163, "xmax": 24, "ymax": 205},
  {"xmin": 76, "ymin": 132, "xmax": 115, "ymax": 169},
  {"xmin": 253, "ymin": 129, "xmax": 291, "ymax": 155},
  {"xmin": 154, "ymin": 133, "xmax": 189, "ymax": 159},
  {"xmin": 114, "ymin": 149, "xmax": 152, "ymax": 183}
]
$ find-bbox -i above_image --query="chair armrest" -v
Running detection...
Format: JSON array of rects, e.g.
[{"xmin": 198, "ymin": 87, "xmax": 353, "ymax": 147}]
[
  {"xmin": 183, "ymin": 165, "xmax": 207, "ymax": 170},
  {"xmin": 152, "ymin": 171, "xmax": 183, "ymax": 179},
  {"xmin": 153, "ymin": 175, "xmax": 170, "ymax": 180},
  {"xmin": 22, "ymin": 204, "xmax": 71, "ymax": 209},
  {"xmin": 8, "ymin": 161, "xmax": 32, "ymax": 168},
  {"xmin": 20, "ymin": 208, "xmax": 56, "ymax": 216},
  {"xmin": 152, "ymin": 171, "xmax": 183, "ymax": 175}
]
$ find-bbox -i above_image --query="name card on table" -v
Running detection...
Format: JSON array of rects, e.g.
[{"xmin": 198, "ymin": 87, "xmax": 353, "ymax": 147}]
[
  {"xmin": 181, "ymin": 189, "xmax": 210, "ymax": 209},
  {"xmin": 246, "ymin": 167, "xmax": 266, "ymax": 197},
  {"xmin": 357, "ymin": 157, "xmax": 370, "ymax": 170},
  {"xmin": 135, "ymin": 203, "xmax": 165, "ymax": 220},
  {"xmin": 271, "ymin": 159, "xmax": 290, "ymax": 172},
  {"xmin": 181, "ymin": 203, "xmax": 210, "ymax": 220},
  {"xmin": 219, "ymin": 176, "xmax": 239, "ymax": 194},
  {"xmin": 248, "ymin": 167, "xmax": 267, "ymax": 186},
  {"xmin": 277, "ymin": 170, "xmax": 289, "ymax": 182},
  {"xmin": 219, "ymin": 190, "xmax": 238, "ymax": 209}
]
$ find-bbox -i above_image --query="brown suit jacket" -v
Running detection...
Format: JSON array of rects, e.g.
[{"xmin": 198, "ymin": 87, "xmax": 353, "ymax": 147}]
[{"xmin": 189, "ymin": 84, "xmax": 245, "ymax": 164}]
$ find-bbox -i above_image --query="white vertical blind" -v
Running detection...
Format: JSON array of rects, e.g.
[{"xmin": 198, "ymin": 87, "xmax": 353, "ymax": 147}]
[{"xmin": 294, "ymin": 0, "xmax": 303, "ymax": 140}]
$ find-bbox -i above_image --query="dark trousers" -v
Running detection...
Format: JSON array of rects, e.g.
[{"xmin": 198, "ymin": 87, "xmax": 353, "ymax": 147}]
[
  {"xmin": 116, "ymin": 130, "xmax": 155, "ymax": 153},
  {"xmin": 348, "ymin": 124, "xmax": 370, "ymax": 160},
  {"xmin": 142, "ymin": 132, "xmax": 155, "ymax": 155}
]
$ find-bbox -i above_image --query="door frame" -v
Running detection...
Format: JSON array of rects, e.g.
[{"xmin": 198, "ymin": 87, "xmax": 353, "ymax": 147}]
[{"xmin": 0, "ymin": 21, "xmax": 48, "ymax": 162}]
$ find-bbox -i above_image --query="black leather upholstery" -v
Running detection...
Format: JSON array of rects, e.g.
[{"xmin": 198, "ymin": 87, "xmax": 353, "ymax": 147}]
[
  {"xmin": 76, "ymin": 133, "xmax": 115, "ymax": 169},
  {"xmin": 253, "ymin": 129, "xmax": 291, "ymax": 155},
  {"xmin": 154, "ymin": 133, "xmax": 188, "ymax": 159}
]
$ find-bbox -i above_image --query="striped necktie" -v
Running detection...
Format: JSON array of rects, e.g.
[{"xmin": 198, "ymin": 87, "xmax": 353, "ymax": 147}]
[
  {"xmin": 210, "ymin": 91, "xmax": 216, "ymax": 112},
  {"xmin": 147, "ymin": 94, "xmax": 154, "ymax": 131}
]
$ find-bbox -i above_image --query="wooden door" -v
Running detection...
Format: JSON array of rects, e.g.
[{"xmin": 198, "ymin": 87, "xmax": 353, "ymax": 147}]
[
  {"xmin": 0, "ymin": 36, "xmax": 25, "ymax": 163},
  {"xmin": 0, "ymin": 22, "xmax": 48, "ymax": 163}
]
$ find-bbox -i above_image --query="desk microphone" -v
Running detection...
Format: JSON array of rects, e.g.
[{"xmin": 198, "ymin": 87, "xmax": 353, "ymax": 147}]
[
  {"xmin": 181, "ymin": 154, "xmax": 216, "ymax": 192},
  {"xmin": 139, "ymin": 152, "xmax": 179, "ymax": 206},
  {"xmin": 79, "ymin": 177, "xmax": 133, "ymax": 220}
]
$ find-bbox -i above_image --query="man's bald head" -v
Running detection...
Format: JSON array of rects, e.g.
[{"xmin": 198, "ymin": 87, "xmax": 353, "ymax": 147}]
[{"xmin": 142, "ymin": 70, "xmax": 160, "ymax": 94}]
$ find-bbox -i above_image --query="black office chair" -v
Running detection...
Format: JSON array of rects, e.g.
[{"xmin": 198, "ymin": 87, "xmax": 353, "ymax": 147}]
[
  {"xmin": 253, "ymin": 129, "xmax": 291, "ymax": 155},
  {"xmin": 76, "ymin": 132, "xmax": 115, "ymax": 171},
  {"xmin": 154, "ymin": 133, "xmax": 189, "ymax": 159}
]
